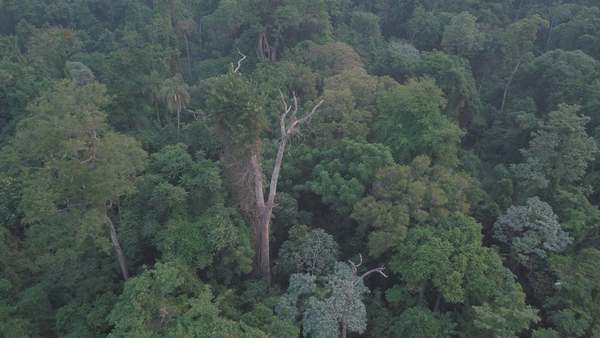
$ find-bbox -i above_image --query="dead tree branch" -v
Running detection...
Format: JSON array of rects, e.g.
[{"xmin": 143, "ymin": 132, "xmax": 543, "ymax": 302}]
[
  {"xmin": 232, "ymin": 50, "xmax": 247, "ymax": 73},
  {"xmin": 349, "ymin": 253, "xmax": 388, "ymax": 285}
]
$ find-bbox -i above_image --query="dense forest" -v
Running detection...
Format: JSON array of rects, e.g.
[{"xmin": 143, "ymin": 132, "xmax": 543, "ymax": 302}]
[{"xmin": 1, "ymin": 0, "xmax": 600, "ymax": 337}]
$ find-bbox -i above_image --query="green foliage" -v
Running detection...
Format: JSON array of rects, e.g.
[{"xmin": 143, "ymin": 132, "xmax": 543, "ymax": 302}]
[
  {"xmin": 494, "ymin": 197, "xmax": 571, "ymax": 265},
  {"xmin": 66, "ymin": 61, "xmax": 95, "ymax": 86},
  {"xmin": 306, "ymin": 139, "xmax": 394, "ymax": 215},
  {"xmin": 108, "ymin": 262, "xmax": 267, "ymax": 338},
  {"xmin": 302, "ymin": 263, "xmax": 370, "ymax": 338},
  {"xmin": 2, "ymin": 1, "xmax": 600, "ymax": 337},
  {"xmin": 524, "ymin": 50, "xmax": 599, "ymax": 112},
  {"xmin": 512, "ymin": 104, "xmax": 598, "ymax": 191},
  {"xmin": 352, "ymin": 156, "xmax": 478, "ymax": 258},
  {"xmin": 11, "ymin": 80, "xmax": 146, "ymax": 248},
  {"xmin": 471, "ymin": 284, "xmax": 540, "ymax": 338},
  {"xmin": 207, "ymin": 72, "xmax": 266, "ymax": 151},
  {"xmin": 418, "ymin": 51, "xmax": 479, "ymax": 124},
  {"xmin": 442, "ymin": 12, "xmax": 484, "ymax": 57},
  {"xmin": 241, "ymin": 304, "xmax": 299, "ymax": 338},
  {"xmin": 27, "ymin": 27, "xmax": 82, "ymax": 78},
  {"xmin": 391, "ymin": 214, "xmax": 486, "ymax": 304},
  {"xmin": 275, "ymin": 225, "xmax": 338, "ymax": 276},
  {"xmin": 374, "ymin": 77, "xmax": 463, "ymax": 166},
  {"xmin": 545, "ymin": 249, "xmax": 600, "ymax": 337},
  {"xmin": 384, "ymin": 307, "xmax": 456, "ymax": 338}
]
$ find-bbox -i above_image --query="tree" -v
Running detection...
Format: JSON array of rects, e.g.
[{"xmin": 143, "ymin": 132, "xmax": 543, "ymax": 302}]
[
  {"xmin": 280, "ymin": 259, "xmax": 387, "ymax": 338},
  {"xmin": 498, "ymin": 15, "xmax": 548, "ymax": 113},
  {"xmin": 122, "ymin": 143, "xmax": 253, "ymax": 283},
  {"xmin": 275, "ymin": 225, "xmax": 338, "ymax": 276},
  {"xmin": 471, "ymin": 284, "xmax": 540, "ymax": 338},
  {"xmin": 545, "ymin": 249, "xmax": 600, "ymax": 337},
  {"xmin": 381, "ymin": 307, "xmax": 456, "ymax": 338},
  {"xmin": 523, "ymin": 49, "xmax": 599, "ymax": 113},
  {"xmin": 441, "ymin": 12, "xmax": 484, "ymax": 58},
  {"xmin": 374, "ymin": 77, "xmax": 463, "ymax": 166},
  {"xmin": 66, "ymin": 61, "xmax": 95, "ymax": 86},
  {"xmin": 10, "ymin": 80, "xmax": 146, "ymax": 280},
  {"xmin": 108, "ymin": 262, "xmax": 268, "ymax": 338},
  {"xmin": 27, "ymin": 26, "xmax": 82, "ymax": 78},
  {"xmin": 494, "ymin": 197, "xmax": 571, "ymax": 266},
  {"xmin": 208, "ymin": 70, "xmax": 323, "ymax": 285},
  {"xmin": 417, "ymin": 51, "xmax": 479, "ymax": 126},
  {"xmin": 512, "ymin": 104, "xmax": 598, "ymax": 192},
  {"xmin": 159, "ymin": 74, "xmax": 190, "ymax": 135},
  {"xmin": 306, "ymin": 139, "xmax": 394, "ymax": 215},
  {"xmin": 352, "ymin": 156, "xmax": 477, "ymax": 258}
]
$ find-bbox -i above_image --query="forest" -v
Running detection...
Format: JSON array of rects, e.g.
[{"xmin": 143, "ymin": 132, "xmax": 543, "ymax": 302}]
[{"xmin": 1, "ymin": 0, "xmax": 600, "ymax": 337}]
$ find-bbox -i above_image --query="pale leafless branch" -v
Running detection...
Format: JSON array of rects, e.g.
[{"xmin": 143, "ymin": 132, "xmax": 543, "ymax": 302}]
[
  {"xmin": 349, "ymin": 253, "xmax": 388, "ymax": 285},
  {"xmin": 288, "ymin": 99, "xmax": 324, "ymax": 134},
  {"xmin": 348, "ymin": 254, "xmax": 363, "ymax": 274},
  {"xmin": 232, "ymin": 50, "xmax": 247, "ymax": 73},
  {"xmin": 357, "ymin": 266, "xmax": 388, "ymax": 283}
]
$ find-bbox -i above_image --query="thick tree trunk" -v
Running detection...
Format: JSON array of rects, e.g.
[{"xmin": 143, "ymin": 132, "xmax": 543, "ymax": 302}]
[
  {"xmin": 105, "ymin": 212, "xmax": 129, "ymax": 280},
  {"xmin": 257, "ymin": 212, "xmax": 272, "ymax": 285}
]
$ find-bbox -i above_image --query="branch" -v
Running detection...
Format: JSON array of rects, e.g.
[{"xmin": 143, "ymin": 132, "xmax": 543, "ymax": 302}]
[
  {"xmin": 348, "ymin": 254, "xmax": 363, "ymax": 274},
  {"xmin": 232, "ymin": 50, "xmax": 247, "ymax": 73},
  {"xmin": 356, "ymin": 266, "xmax": 388, "ymax": 284},
  {"xmin": 279, "ymin": 90, "xmax": 294, "ymax": 137},
  {"xmin": 288, "ymin": 99, "xmax": 324, "ymax": 134}
]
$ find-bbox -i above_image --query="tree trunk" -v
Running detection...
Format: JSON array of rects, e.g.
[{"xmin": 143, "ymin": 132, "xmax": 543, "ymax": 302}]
[
  {"xmin": 500, "ymin": 60, "xmax": 522, "ymax": 113},
  {"xmin": 105, "ymin": 212, "xmax": 129, "ymax": 280},
  {"xmin": 250, "ymin": 136, "xmax": 288, "ymax": 285},
  {"xmin": 340, "ymin": 321, "xmax": 348, "ymax": 338},
  {"xmin": 177, "ymin": 108, "xmax": 181, "ymax": 136},
  {"xmin": 184, "ymin": 34, "xmax": 192, "ymax": 79},
  {"xmin": 434, "ymin": 292, "xmax": 442, "ymax": 312},
  {"xmin": 257, "ymin": 212, "xmax": 272, "ymax": 285}
]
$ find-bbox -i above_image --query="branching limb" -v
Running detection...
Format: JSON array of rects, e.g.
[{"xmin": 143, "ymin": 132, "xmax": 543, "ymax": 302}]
[
  {"xmin": 357, "ymin": 266, "xmax": 388, "ymax": 283},
  {"xmin": 349, "ymin": 253, "xmax": 388, "ymax": 285},
  {"xmin": 232, "ymin": 50, "xmax": 247, "ymax": 73},
  {"xmin": 348, "ymin": 254, "xmax": 363, "ymax": 274}
]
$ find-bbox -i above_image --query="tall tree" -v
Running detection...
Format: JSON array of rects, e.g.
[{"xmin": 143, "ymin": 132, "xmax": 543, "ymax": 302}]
[
  {"xmin": 8, "ymin": 80, "xmax": 146, "ymax": 280},
  {"xmin": 512, "ymin": 104, "xmax": 598, "ymax": 192},
  {"xmin": 160, "ymin": 73, "xmax": 190, "ymax": 135},
  {"xmin": 208, "ymin": 70, "xmax": 323, "ymax": 285},
  {"xmin": 498, "ymin": 15, "xmax": 548, "ymax": 113},
  {"xmin": 494, "ymin": 197, "xmax": 571, "ymax": 267}
]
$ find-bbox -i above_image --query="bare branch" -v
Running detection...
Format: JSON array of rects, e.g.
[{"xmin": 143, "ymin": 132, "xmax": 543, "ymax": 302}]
[
  {"xmin": 279, "ymin": 90, "xmax": 292, "ymax": 137},
  {"xmin": 348, "ymin": 254, "xmax": 363, "ymax": 274},
  {"xmin": 290, "ymin": 92, "xmax": 299, "ymax": 118},
  {"xmin": 232, "ymin": 50, "xmax": 247, "ymax": 73},
  {"xmin": 288, "ymin": 99, "xmax": 324, "ymax": 133},
  {"xmin": 356, "ymin": 266, "xmax": 388, "ymax": 284}
]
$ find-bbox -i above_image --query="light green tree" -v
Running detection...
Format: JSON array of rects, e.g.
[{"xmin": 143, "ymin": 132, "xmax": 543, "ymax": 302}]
[
  {"xmin": 10, "ymin": 80, "xmax": 147, "ymax": 280},
  {"xmin": 442, "ymin": 12, "xmax": 484, "ymax": 57}
]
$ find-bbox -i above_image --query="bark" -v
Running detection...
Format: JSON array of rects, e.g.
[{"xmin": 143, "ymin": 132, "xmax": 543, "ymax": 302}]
[
  {"xmin": 105, "ymin": 212, "xmax": 129, "ymax": 280},
  {"xmin": 341, "ymin": 321, "xmax": 348, "ymax": 338}
]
